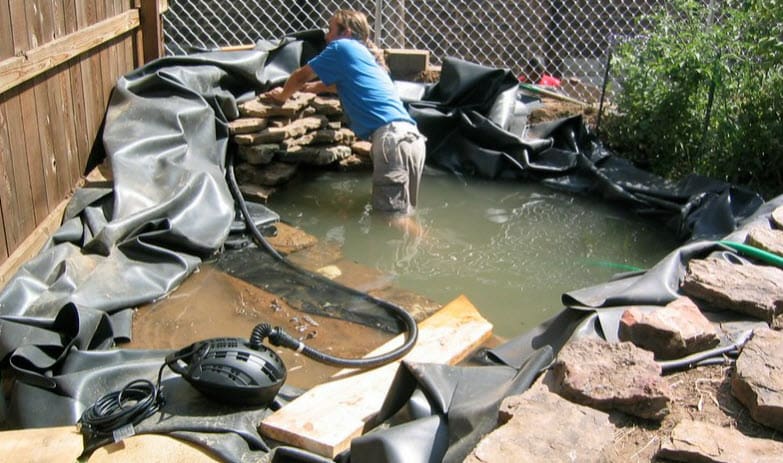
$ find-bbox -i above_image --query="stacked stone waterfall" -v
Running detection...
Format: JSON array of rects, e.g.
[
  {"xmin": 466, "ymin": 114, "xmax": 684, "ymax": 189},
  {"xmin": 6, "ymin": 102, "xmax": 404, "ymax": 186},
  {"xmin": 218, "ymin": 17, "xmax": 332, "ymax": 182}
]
[{"xmin": 229, "ymin": 91, "xmax": 372, "ymax": 192}]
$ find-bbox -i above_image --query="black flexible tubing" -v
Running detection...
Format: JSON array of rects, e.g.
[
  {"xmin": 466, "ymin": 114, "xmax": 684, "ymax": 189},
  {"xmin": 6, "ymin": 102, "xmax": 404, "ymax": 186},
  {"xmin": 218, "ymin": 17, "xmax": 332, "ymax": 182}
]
[
  {"xmin": 226, "ymin": 150, "xmax": 418, "ymax": 369},
  {"xmin": 658, "ymin": 330, "xmax": 752, "ymax": 373}
]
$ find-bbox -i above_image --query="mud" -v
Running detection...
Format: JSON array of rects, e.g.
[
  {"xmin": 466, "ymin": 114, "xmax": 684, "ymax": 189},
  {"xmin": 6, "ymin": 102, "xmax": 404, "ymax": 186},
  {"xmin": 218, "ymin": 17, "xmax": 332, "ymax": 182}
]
[{"xmin": 126, "ymin": 265, "xmax": 392, "ymax": 389}]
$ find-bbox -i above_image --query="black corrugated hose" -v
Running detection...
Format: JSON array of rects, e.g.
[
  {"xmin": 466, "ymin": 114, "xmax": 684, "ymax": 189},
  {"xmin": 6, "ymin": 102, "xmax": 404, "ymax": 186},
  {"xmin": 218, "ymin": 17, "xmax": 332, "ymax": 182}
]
[{"xmin": 226, "ymin": 150, "xmax": 419, "ymax": 369}]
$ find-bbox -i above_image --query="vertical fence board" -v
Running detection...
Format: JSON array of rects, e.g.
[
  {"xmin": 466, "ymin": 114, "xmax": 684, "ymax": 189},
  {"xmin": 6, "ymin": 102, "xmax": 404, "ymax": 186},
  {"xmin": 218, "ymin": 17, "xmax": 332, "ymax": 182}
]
[
  {"xmin": 52, "ymin": 0, "xmax": 82, "ymax": 190},
  {"xmin": 0, "ymin": 0, "xmax": 16, "ymax": 258},
  {"xmin": 27, "ymin": 1, "xmax": 59, "ymax": 214},
  {"xmin": 0, "ymin": 103, "xmax": 13, "ymax": 259},
  {"xmin": 36, "ymin": 0, "xmax": 73, "ymax": 206},
  {"xmin": 9, "ymin": 0, "xmax": 46, "ymax": 228},
  {"xmin": 76, "ymin": 0, "xmax": 107, "ymax": 166},
  {"xmin": 62, "ymin": 0, "xmax": 91, "ymax": 174}
]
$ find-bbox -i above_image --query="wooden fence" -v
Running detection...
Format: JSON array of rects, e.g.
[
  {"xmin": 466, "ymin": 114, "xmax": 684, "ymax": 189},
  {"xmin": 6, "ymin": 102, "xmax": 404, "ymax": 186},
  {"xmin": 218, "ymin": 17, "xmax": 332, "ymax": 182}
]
[{"xmin": 0, "ymin": 0, "xmax": 166, "ymax": 282}]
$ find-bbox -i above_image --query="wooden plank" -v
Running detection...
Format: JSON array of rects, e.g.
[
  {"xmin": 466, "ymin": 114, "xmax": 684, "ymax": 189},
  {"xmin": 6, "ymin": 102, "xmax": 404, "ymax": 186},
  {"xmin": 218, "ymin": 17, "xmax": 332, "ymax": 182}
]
[
  {"xmin": 260, "ymin": 294, "xmax": 494, "ymax": 458},
  {"xmin": 0, "ymin": 0, "xmax": 13, "ymax": 61},
  {"xmin": 0, "ymin": 426, "xmax": 83, "ymax": 463},
  {"xmin": 0, "ymin": 425, "xmax": 220, "ymax": 463},
  {"xmin": 0, "ymin": 9, "xmax": 140, "ymax": 95}
]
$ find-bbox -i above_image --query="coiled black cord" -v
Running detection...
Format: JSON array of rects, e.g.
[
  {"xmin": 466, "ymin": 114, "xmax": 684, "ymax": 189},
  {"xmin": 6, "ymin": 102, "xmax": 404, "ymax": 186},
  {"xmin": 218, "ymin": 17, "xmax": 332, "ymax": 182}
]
[
  {"xmin": 78, "ymin": 364, "xmax": 168, "ymax": 439},
  {"xmin": 227, "ymin": 150, "xmax": 418, "ymax": 369}
]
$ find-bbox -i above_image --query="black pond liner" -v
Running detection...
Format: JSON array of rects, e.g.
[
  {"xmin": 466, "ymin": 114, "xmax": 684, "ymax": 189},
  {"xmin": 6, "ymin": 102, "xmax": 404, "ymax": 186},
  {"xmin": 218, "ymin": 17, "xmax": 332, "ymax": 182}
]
[{"xmin": 0, "ymin": 30, "xmax": 776, "ymax": 463}]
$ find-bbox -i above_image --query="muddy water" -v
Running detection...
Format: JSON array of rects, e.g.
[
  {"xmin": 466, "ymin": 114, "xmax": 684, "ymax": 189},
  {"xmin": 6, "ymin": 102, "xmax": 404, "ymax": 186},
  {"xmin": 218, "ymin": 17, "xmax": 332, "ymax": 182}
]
[
  {"xmin": 267, "ymin": 170, "xmax": 681, "ymax": 338},
  {"xmin": 127, "ymin": 265, "xmax": 392, "ymax": 389}
]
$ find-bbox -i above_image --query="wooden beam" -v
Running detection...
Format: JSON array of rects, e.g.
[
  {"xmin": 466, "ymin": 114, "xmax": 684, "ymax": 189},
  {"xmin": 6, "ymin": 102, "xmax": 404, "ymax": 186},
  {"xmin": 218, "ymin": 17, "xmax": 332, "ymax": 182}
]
[
  {"xmin": 139, "ymin": 0, "xmax": 163, "ymax": 64},
  {"xmin": 260, "ymin": 295, "xmax": 494, "ymax": 458},
  {"xmin": 0, "ymin": 426, "xmax": 83, "ymax": 463},
  {"xmin": 0, "ymin": 10, "xmax": 140, "ymax": 95}
]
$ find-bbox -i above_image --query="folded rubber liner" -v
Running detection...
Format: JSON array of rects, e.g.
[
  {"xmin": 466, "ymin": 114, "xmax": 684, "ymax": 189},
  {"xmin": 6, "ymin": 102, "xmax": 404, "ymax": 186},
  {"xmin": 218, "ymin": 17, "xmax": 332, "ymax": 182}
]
[{"xmin": 0, "ymin": 30, "xmax": 777, "ymax": 463}]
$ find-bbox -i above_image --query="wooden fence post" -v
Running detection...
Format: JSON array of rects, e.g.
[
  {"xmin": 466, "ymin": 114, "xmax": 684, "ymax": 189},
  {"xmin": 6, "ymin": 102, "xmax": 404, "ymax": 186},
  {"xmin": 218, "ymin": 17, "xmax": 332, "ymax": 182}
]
[{"xmin": 139, "ymin": 0, "xmax": 164, "ymax": 63}]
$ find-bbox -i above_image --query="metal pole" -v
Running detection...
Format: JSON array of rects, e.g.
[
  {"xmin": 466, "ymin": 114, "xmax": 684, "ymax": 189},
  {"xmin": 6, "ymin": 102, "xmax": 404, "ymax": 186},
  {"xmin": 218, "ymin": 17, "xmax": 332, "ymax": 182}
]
[{"xmin": 374, "ymin": 0, "xmax": 383, "ymax": 46}]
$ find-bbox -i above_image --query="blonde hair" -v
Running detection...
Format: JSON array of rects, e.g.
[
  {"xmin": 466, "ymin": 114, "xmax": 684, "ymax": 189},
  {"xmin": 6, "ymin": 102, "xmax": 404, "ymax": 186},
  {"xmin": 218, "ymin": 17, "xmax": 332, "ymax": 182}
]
[{"xmin": 331, "ymin": 9, "xmax": 388, "ymax": 71}]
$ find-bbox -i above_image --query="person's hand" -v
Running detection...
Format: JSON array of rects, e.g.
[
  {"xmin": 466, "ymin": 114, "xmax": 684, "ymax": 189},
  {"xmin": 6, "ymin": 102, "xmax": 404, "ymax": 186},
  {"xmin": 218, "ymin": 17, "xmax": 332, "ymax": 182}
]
[{"xmin": 267, "ymin": 87, "xmax": 288, "ymax": 105}]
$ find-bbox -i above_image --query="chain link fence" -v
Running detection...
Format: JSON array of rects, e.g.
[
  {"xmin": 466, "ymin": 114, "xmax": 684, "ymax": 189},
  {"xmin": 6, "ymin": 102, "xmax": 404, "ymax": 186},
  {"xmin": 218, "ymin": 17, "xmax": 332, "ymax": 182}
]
[{"xmin": 163, "ymin": 0, "xmax": 666, "ymax": 85}]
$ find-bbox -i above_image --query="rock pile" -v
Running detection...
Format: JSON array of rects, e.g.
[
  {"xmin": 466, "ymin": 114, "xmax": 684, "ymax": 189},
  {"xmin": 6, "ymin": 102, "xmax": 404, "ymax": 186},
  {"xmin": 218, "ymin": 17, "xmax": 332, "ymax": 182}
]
[
  {"xmin": 229, "ymin": 91, "xmax": 372, "ymax": 200},
  {"xmin": 465, "ymin": 205, "xmax": 783, "ymax": 462}
]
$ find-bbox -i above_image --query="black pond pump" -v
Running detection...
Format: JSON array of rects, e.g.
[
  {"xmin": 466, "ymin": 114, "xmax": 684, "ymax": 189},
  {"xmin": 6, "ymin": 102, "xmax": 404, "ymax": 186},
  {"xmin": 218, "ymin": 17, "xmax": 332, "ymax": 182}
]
[{"xmin": 165, "ymin": 334, "xmax": 287, "ymax": 407}]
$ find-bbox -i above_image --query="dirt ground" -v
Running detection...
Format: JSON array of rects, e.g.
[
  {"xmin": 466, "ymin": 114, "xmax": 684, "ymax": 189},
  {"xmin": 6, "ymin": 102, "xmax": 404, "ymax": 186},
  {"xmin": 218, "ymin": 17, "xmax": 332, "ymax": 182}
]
[
  {"xmin": 529, "ymin": 96, "xmax": 600, "ymax": 129},
  {"xmin": 603, "ymin": 363, "xmax": 780, "ymax": 462}
]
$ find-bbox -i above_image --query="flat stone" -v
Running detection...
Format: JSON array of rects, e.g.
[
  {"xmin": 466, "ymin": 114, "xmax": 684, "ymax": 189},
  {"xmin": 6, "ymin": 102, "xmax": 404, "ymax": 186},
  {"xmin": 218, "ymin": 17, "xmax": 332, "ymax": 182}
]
[
  {"xmin": 310, "ymin": 96, "xmax": 343, "ymax": 116},
  {"xmin": 746, "ymin": 225, "xmax": 783, "ymax": 258},
  {"xmin": 315, "ymin": 265, "xmax": 342, "ymax": 280},
  {"xmin": 240, "ymin": 91, "xmax": 316, "ymax": 118},
  {"xmin": 681, "ymin": 258, "xmax": 783, "ymax": 327},
  {"xmin": 281, "ymin": 131, "xmax": 318, "ymax": 149},
  {"xmin": 238, "ymin": 143, "xmax": 278, "ymax": 165},
  {"xmin": 464, "ymin": 383, "xmax": 615, "ymax": 463},
  {"xmin": 228, "ymin": 117, "xmax": 268, "ymax": 134},
  {"xmin": 286, "ymin": 241, "xmax": 344, "ymax": 272},
  {"xmin": 731, "ymin": 327, "xmax": 783, "ymax": 432},
  {"xmin": 235, "ymin": 161, "xmax": 297, "ymax": 187},
  {"xmin": 238, "ymin": 184, "xmax": 274, "ymax": 203},
  {"xmin": 772, "ymin": 205, "xmax": 783, "ymax": 228},
  {"xmin": 658, "ymin": 420, "xmax": 783, "ymax": 463},
  {"xmin": 234, "ymin": 116, "xmax": 327, "ymax": 144},
  {"xmin": 325, "ymin": 258, "xmax": 395, "ymax": 293},
  {"xmin": 312, "ymin": 128, "xmax": 356, "ymax": 146},
  {"xmin": 618, "ymin": 296, "xmax": 720, "ymax": 359},
  {"xmin": 265, "ymin": 222, "xmax": 318, "ymax": 255},
  {"xmin": 279, "ymin": 145, "xmax": 353, "ymax": 166},
  {"xmin": 338, "ymin": 154, "xmax": 372, "ymax": 171},
  {"xmin": 351, "ymin": 141, "xmax": 372, "ymax": 158},
  {"xmin": 547, "ymin": 337, "xmax": 671, "ymax": 421}
]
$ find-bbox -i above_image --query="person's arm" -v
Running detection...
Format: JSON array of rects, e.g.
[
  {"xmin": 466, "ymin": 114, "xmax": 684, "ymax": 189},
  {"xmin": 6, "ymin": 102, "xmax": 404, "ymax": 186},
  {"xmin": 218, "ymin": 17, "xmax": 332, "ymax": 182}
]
[
  {"xmin": 268, "ymin": 64, "xmax": 318, "ymax": 103},
  {"xmin": 302, "ymin": 81, "xmax": 337, "ymax": 94}
]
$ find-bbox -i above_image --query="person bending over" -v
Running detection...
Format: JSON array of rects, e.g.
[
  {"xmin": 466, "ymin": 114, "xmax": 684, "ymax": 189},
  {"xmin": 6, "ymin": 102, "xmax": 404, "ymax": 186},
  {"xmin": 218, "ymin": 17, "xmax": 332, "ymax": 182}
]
[{"xmin": 269, "ymin": 9, "xmax": 426, "ymax": 235}]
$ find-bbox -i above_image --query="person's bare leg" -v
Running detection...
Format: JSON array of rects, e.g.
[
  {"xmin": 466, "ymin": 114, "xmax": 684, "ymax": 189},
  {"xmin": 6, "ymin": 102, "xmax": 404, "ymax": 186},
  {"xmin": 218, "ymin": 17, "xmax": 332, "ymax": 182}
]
[{"xmin": 389, "ymin": 214, "xmax": 426, "ymax": 238}]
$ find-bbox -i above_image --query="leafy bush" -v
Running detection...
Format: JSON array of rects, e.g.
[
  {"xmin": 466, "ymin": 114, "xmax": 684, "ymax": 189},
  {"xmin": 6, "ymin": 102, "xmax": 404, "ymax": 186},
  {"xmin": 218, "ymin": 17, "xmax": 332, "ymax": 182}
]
[{"xmin": 602, "ymin": 0, "xmax": 783, "ymax": 198}]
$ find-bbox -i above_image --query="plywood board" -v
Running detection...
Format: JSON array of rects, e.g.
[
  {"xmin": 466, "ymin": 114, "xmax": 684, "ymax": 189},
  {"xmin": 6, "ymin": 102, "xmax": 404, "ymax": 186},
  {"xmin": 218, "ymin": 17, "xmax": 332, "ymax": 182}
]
[{"xmin": 259, "ymin": 294, "xmax": 493, "ymax": 457}]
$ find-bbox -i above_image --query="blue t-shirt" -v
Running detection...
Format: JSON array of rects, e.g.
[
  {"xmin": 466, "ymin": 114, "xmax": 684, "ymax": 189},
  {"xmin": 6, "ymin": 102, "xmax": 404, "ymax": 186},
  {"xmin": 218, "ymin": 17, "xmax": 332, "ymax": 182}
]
[{"xmin": 308, "ymin": 39, "xmax": 415, "ymax": 139}]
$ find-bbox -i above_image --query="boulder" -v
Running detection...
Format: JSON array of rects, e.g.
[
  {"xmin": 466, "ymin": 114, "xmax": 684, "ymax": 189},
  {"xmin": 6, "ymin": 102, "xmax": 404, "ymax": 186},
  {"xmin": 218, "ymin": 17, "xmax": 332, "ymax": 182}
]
[
  {"xmin": 618, "ymin": 297, "xmax": 720, "ymax": 359},
  {"xmin": 228, "ymin": 117, "xmax": 268, "ymax": 134},
  {"xmin": 238, "ymin": 143, "xmax": 278, "ymax": 165},
  {"xmin": 731, "ymin": 327, "xmax": 783, "ymax": 432},
  {"xmin": 464, "ymin": 384, "xmax": 615, "ymax": 463},
  {"xmin": 547, "ymin": 337, "xmax": 671, "ymax": 420},
  {"xmin": 279, "ymin": 145, "xmax": 353, "ymax": 166},
  {"xmin": 772, "ymin": 205, "xmax": 783, "ymax": 228},
  {"xmin": 658, "ymin": 420, "xmax": 783, "ymax": 463},
  {"xmin": 746, "ymin": 225, "xmax": 783, "ymax": 258},
  {"xmin": 681, "ymin": 258, "xmax": 783, "ymax": 327}
]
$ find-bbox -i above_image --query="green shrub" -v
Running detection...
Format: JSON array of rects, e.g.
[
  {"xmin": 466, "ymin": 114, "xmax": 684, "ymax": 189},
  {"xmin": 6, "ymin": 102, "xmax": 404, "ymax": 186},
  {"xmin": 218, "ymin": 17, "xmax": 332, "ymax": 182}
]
[{"xmin": 603, "ymin": 0, "xmax": 783, "ymax": 198}]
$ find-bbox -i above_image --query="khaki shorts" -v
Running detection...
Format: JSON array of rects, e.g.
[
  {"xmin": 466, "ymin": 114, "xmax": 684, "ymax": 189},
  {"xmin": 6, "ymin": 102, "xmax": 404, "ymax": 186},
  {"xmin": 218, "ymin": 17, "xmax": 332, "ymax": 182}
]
[{"xmin": 370, "ymin": 121, "xmax": 427, "ymax": 214}]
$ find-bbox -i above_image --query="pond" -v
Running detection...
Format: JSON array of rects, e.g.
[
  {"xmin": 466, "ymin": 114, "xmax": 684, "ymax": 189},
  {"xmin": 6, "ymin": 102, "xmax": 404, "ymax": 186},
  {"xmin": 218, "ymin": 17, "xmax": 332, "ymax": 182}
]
[{"xmin": 267, "ymin": 169, "xmax": 680, "ymax": 338}]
